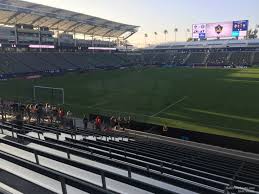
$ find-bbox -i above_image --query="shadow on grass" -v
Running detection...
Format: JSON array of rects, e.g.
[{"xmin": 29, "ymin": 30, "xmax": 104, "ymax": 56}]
[{"xmin": 181, "ymin": 108, "xmax": 259, "ymax": 137}]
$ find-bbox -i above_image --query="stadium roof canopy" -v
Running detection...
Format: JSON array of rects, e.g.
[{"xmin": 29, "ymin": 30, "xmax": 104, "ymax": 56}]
[{"xmin": 0, "ymin": 0, "xmax": 139, "ymax": 38}]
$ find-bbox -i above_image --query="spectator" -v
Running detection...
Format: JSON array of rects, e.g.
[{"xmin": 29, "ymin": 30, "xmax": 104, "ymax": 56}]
[
  {"xmin": 83, "ymin": 114, "xmax": 88, "ymax": 129},
  {"xmin": 95, "ymin": 116, "xmax": 102, "ymax": 131},
  {"xmin": 36, "ymin": 104, "xmax": 43, "ymax": 124},
  {"xmin": 162, "ymin": 125, "xmax": 168, "ymax": 136},
  {"xmin": 52, "ymin": 106, "xmax": 58, "ymax": 123},
  {"xmin": 15, "ymin": 113, "xmax": 23, "ymax": 130},
  {"xmin": 59, "ymin": 108, "xmax": 65, "ymax": 125},
  {"xmin": 26, "ymin": 104, "xmax": 31, "ymax": 123},
  {"xmin": 116, "ymin": 116, "xmax": 121, "ymax": 130},
  {"xmin": 0, "ymin": 98, "xmax": 4, "ymax": 121},
  {"xmin": 68, "ymin": 118, "xmax": 74, "ymax": 130},
  {"xmin": 20, "ymin": 104, "xmax": 26, "ymax": 120},
  {"xmin": 127, "ymin": 116, "xmax": 131, "ymax": 129},
  {"xmin": 67, "ymin": 110, "xmax": 72, "ymax": 118},
  {"xmin": 121, "ymin": 117, "xmax": 127, "ymax": 131},
  {"xmin": 110, "ymin": 116, "xmax": 116, "ymax": 129}
]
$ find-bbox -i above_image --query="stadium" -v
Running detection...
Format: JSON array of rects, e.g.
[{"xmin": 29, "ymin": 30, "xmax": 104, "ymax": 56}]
[{"xmin": 0, "ymin": 0, "xmax": 259, "ymax": 194}]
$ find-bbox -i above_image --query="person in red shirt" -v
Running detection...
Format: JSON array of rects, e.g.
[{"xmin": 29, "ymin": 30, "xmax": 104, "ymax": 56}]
[
  {"xmin": 59, "ymin": 108, "xmax": 65, "ymax": 126},
  {"xmin": 95, "ymin": 116, "xmax": 101, "ymax": 131}
]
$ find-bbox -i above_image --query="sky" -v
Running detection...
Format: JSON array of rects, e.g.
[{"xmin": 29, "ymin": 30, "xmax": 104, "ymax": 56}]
[{"xmin": 25, "ymin": 0, "xmax": 259, "ymax": 47}]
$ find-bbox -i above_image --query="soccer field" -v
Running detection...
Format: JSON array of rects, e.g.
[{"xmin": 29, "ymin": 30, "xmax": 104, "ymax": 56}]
[{"xmin": 1, "ymin": 67, "xmax": 259, "ymax": 141}]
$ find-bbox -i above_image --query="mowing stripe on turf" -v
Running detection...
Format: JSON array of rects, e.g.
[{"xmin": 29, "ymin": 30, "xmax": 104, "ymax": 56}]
[
  {"xmin": 88, "ymin": 101, "xmax": 108, "ymax": 108},
  {"xmin": 151, "ymin": 96, "xmax": 188, "ymax": 117}
]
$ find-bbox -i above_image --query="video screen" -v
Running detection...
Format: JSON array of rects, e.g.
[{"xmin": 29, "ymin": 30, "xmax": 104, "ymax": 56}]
[
  {"xmin": 233, "ymin": 20, "xmax": 249, "ymax": 32},
  {"xmin": 192, "ymin": 20, "xmax": 249, "ymax": 39},
  {"xmin": 192, "ymin": 24, "xmax": 206, "ymax": 39},
  {"xmin": 206, "ymin": 22, "xmax": 233, "ymax": 38}
]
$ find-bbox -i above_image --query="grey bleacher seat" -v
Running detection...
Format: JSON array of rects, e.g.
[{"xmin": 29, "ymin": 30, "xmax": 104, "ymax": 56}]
[
  {"xmin": 229, "ymin": 52, "xmax": 252, "ymax": 66},
  {"xmin": 206, "ymin": 52, "xmax": 229, "ymax": 67},
  {"xmin": 185, "ymin": 52, "xmax": 207, "ymax": 65},
  {"xmin": 170, "ymin": 52, "xmax": 189, "ymax": 65},
  {"xmin": 253, "ymin": 52, "xmax": 259, "ymax": 66},
  {"xmin": 0, "ymin": 53, "xmax": 33, "ymax": 74}
]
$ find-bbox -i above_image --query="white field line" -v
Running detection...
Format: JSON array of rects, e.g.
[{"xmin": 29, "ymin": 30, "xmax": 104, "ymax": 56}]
[
  {"xmin": 67, "ymin": 97, "xmax": 187, "ymax": 118},
  {"xmin": 151, "ymin": 96, "xmax": 188, "ymax": 117}
]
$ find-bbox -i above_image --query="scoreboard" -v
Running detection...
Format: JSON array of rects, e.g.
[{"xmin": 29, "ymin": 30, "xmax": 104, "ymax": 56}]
[
  {"xmin": 206, "ymin": 22, "xmax": 233, "ymax": 38},
  {"xmin": 232, "ymin": 20, "xmax": 249, "ymax": 37},
  {"xmin": 192, "ymin": 24, "xmax": 206, "ymax": 39},
  {"xmin": 233, "ymin": 20, "xmax": 249, "ymax": 31},
  {"xmin": 192, "ymin": 20, "xmax": 249, "ymax": 39}
]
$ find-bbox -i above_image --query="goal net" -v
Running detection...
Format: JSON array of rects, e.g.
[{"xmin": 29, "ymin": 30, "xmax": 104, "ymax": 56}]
[{"xmin": 33, "ymin": 86, "xmax": 65, "ymax": 105}]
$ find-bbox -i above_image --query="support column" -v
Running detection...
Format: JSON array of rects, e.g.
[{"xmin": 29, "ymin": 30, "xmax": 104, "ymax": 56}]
[
  {"xmin": 73, "ymin": 31, "xmax": 76, "ymax": 48},
  {"xmin": 14, "ymin": 18, "xmax": 18, "ymax": 51},
  {"xmin": 92, "ymin": 35, "xmax": 95, "ymax": 53},
  {"xmin": 84, "ymin": 34, "xmax": 86, "ymax": 49},
  {"xmin": 57, "ymin": 28, "xmax": 61, "ymax": 52},
  {"xmin": 38, "ymin": 26, "xmax": 42, "ymax": 52},
  {"xmin": 108, "ymin": 37, "xmax": 111, "ymax": 54}
]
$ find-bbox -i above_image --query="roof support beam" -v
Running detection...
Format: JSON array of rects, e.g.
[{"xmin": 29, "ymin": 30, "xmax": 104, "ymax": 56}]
[
  {"xmin": 30, "ymin": 15, "xmax": 46, "ymax": 25},
  {"xmin": 48, "ymin": 19, "xmax": 63, "ymax": 28},
  {"xmin": 36, "ymin": 18, "xmax": 56, "ymax": 27},
  {"xmin": 59, "ymin": 21, "xmax": 78, "ymax": 31},
  {"xmin": 64, "ymin": 23, "xmax": 85, "ymax": 32},
  {"xmin": 84, "ymin": 26, "xmax": 98, "ymax": 34},
  {"xmin": 58, "ymin": 21, "xmax": 77, "ymax": 31},
  {"xmin": 102, "ymin": 29, "xmax": 114, "ymax": 37},
  {"xmin": 0, "ymin": 15, "xmax": 12, "ymax": 22},
  {"xmin": 5, "ymin": 13, "xmax": 22, "ymax": 23},
  {"xmin": 123, "ymin": 31, "xmax": 137, "ymax": 40}
]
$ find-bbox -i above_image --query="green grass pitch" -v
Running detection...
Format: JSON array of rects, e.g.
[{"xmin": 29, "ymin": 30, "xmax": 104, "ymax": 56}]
[{"xmin": 1, "ymin": 67, "xmax": 259, "ymax": 141}]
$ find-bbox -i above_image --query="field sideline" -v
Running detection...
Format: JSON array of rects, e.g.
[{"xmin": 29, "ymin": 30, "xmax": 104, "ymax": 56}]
[{"xmin": 1, "ymin": 67, "xmax": 259, "ymax": 141}]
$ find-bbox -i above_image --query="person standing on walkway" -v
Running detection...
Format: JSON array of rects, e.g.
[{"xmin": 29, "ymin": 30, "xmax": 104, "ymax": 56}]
[{"xmin": 83, "ymin": 114, "xmax": 88, "ymax": 130}]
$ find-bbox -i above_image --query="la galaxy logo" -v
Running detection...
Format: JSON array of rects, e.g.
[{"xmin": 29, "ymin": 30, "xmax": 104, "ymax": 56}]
[{"xmin": 215, "ymin": 25, "xmax": 223, "ymax": 34}]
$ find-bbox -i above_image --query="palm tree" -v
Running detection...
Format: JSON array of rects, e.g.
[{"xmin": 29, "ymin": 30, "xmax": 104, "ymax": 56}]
[
  {"xmin": 154, "ymin": 32, "xmax": 158, "ymax": 43},
  {"xmin": 164, "ymin": 30, "xmax": 168, "ymax": 41},
  {"xmin": 144, "ymin": 33, "xmax": 148, "ymax": 45},
  {"xmin": 186, "ymin": 28, "xmax": 190, "ymax": 40},
  {"xmin": 174, "ymin": 28, "xmax": 178, "ymax": 42}
]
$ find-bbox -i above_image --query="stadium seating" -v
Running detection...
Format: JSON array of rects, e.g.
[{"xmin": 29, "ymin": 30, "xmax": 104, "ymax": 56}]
[
  {"xmin": 153, "ymin": 52, "xmax": 173, "ymax": 65},
  {"xmin": 228, "ymin": 52, "xmax": 252, "ymax": 66},
  {"xmin": 184, "ymin": 52, "xmax": 207, "ymax": 65},
  {"xmin": 252, "ymin": 52, "xmax": 259, "ymax": 66},
  {"xmin": 0, "ymin": 52, "xmax": 133, "ymax": 75},
  {"xmin": 142, "ymin": 52, "xmax": 190, "ymax": 66},
  {"xmin": 0, "ymin": 51, "xmax": 258, "ymax": 76},
  {"xmin": 206, "ymin": 52, "xmax": 230, "ymax": 67},
  {"xmin": 142, "ymin": 52, "xmax": 157, "ymax": 65},
  {"xmin": 0, "ymin": 121, "xmax": 259, "ymax": 193},
  {"xmin": 120, "ymin": 53, "xmax": 144, "ymax": 66},
  {"xmin": 0, "ymin": 53, "xmax": 34, "ymax": 74},
  {"xmin": 10, "ymin": 53, "xmax": 60, "ymax": 72},
  {"xmin": 170, "ymin": 52, "xmax": 189, "ymax": 65}
]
